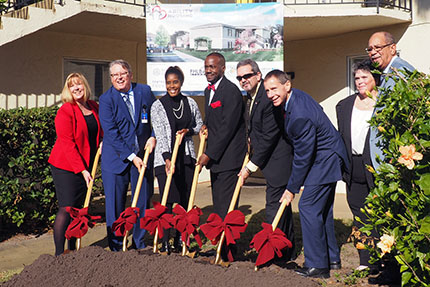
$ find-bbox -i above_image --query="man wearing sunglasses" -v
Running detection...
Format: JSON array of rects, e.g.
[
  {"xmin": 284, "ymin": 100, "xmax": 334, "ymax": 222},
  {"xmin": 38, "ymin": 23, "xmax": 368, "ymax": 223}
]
[{"xmin": 236, "ymin": 59, "xmax": 295, "ymax": 262}]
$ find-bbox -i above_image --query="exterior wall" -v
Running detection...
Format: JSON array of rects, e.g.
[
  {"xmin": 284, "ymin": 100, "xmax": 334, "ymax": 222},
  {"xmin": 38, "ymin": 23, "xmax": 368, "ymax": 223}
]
[
  {"xmin": 0, "ymin": 30, "xmax": 146, "ymax": 109},
  {"xmin": 190, "ymin": 26, "xmax": 222, "ymax": 50}
]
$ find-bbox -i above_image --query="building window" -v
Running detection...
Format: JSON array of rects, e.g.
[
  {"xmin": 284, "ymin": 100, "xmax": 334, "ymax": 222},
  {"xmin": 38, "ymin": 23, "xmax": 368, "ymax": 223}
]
[
  {"xmin": 64, "ymin": 59, "xmax": 111, "ymax": 101},
  {"xmin": 347, "ymin": 55, "xmax": 368, "ymax": 95}
]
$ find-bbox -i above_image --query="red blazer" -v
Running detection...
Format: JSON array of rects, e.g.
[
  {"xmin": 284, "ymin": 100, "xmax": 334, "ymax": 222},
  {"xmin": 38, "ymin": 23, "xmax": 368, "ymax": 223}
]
[{"xmin": 49, "ymin": 100, "xmax": 102, "ymax": 174}]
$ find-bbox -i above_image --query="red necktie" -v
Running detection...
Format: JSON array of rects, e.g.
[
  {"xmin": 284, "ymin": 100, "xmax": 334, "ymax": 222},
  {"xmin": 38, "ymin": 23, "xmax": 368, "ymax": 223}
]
[{"xmin": 207, "ymin": 84, "xmax": 215, "ymax": 91}]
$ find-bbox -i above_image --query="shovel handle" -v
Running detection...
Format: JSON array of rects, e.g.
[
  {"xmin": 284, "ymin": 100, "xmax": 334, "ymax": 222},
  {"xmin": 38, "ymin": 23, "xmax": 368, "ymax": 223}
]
[
  {"xmin": 131, "ymin": 148, "xmax": 151, "ymax": 208},
  {"xmin": 227, "ymin": 153, "xmax": 249, "ymax": 213},
  {"xmin": 83, "ymin": 146, "xmax": 101, "ymax": 208},
  {"xmin": 214, "ymin": 153, "xmax": 249, "ymax": 264},
  {"xmin": 154, "ymin": 133, "xmax": 183, "ymax": 253},
  {"xmin": 76, "ymin": 145, "xmax": 101, "ymax": 250},
  {"xmin": 187, "ymin": 131, "xmax": 207, "ymax": 212},
  {"xmin": 122, "ymin": 148, "xmax": 152, "ymax": 251},
  {"xmin": 160, "ymin": 133, "xmax": 183, "ymax": 206},
  {"xmin": 271, "ymin": 199, "xmax": 288, "ymax": 231}
]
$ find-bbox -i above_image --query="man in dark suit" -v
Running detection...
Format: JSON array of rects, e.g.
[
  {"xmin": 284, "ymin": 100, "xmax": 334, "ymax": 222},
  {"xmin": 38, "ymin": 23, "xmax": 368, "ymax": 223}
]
[
  {"xmin": 366, "ymin": 31, "xmax": 415, "ymax": 170},
  {"xmin": 264, "ymin": 70, "xmax": 349, "ymax": 278},
  {"xmin": 99, "ymin": 59, "xmax": 156, "ymax": 251},
  {"xmin": 236, "ymin": 59, "xmax": 295, "ymax": 261},
  {"xmin": 197, "ymin": 52, "xmax": 246, "ymax": 220}
]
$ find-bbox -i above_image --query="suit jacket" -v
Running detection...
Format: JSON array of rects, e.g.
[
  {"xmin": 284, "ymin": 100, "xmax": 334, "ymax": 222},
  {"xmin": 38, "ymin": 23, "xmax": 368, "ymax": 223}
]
[
  {"xmin": 49, "ymin": 100, "xmax": 102, "ymax": 174},
  {"xmin": 204, "ymin": 77, "xmax": 246, "ymax": 173},
  {"xmin": 336, "ymin": 94, "xmax": 374, "ymax": 189},
  {"xmin": 284, "ymin": 88, "xmax": 349, "ymax": 193},
  {"xmin": 248, "ymin": 82, "xmax": 293, "ymax": 187},
  {"xmin": 99, "ymin": 83, "xmax": 155, "ymax": 174},
  {"xmin": 369, "ymin": 56, "xmax": 415, "ymax": 169}
]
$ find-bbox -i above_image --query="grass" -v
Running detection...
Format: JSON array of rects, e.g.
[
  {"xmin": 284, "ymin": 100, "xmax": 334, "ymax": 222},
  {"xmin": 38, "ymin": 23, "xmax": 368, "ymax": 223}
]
[{"xmin": 0, "ymin": 268, "xmax": 22, "ymax": 283}]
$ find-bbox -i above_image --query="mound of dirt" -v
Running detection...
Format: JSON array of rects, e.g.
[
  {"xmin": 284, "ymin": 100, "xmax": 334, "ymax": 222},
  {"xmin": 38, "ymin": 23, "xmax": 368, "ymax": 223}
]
[{"xmin": 2, "ymin": 246, "xmax": 319, "ymax": 287}]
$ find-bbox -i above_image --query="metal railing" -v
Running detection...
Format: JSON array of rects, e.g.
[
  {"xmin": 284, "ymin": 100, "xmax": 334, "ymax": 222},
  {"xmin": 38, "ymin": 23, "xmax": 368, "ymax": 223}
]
[
  {"xmin": 106, "ymin": 0, "xmax": 145, "ymax": 6},
  {"xmin": 0, "ymin": 0, "xmax": 64, "ymax": 15},
  {"xmin": 0, "ymin": 0, "xmax": 147, "ymax": 15},
  {"xmin": 283, "ymin": 0, "xmax": 411, "ymax": 13}
]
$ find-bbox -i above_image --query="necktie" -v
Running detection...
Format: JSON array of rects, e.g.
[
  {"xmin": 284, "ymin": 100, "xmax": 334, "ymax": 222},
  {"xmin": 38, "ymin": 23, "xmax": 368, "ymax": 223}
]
[
  {"xmin": 208, "ymin": 84, "xmax": 215, "ymax": 91},
  {"xmin": 123, "ymin": 93, "xmax": 135, "ymax": 124},
  {"xmin": 123, "ymin": 93, "xmax": 139, "ymax": 154},
  {"xmin": 245, "ymin": 96, "xmax": 252, "ymax": 134},
  {"xmin": 245, "ymin": 95, "xmax": 252, "ymax": 154}
]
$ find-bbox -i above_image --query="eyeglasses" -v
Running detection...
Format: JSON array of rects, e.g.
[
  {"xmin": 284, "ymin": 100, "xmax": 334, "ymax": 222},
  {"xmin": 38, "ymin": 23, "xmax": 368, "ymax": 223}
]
[
  {"xmin": 365, "ymin": 43, "xmax": 393, "ymax": 53},
  {"xmin": 236, "ymin": 72, "xmax": 256, "ymax": 82},
  {"xmin": 110, "ymin": 72, "xmax": 128, "ymax": 79}
]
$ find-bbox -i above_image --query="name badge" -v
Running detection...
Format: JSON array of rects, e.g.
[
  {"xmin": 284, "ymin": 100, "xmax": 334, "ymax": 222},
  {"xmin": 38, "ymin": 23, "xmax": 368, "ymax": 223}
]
[{"xmin": 141, "ymin": 105, "xmax": 148, "ymax": 124}]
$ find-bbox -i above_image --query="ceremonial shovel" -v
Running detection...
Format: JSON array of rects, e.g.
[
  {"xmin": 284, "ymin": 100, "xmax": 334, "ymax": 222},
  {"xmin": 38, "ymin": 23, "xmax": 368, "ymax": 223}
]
[
  {"xmin": 213, "ymin": 153, "xmax": 249, "ymax": 266},
  {"xmin": 152, "ymin": 133, "xmax": 184, "ymax": 253},
  {"xmin": 74, "ymin": 145, "xmax": 101, "ymax": 250},
  {"xmin": 120, "ymin": 148, "xmax": 151, "ymax": 251},
  {"xmin": 251, "ymin": 199, "xmax": 292, "ymax": 271},
  {"xmin": 180, "ymin": 130, "xmax": 207, "ymax": 257}
]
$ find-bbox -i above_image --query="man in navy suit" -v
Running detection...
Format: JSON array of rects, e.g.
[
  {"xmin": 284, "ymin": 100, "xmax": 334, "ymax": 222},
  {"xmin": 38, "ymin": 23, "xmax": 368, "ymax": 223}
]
[
  {"xmin": 197, "ymin": 52, "xmax": 246, "ymax": 220},
  {"xmin": 366, "ymin": 31, "xmax": 415, "ymax": 170},
  {"xmin": 236, "ymin": 59, "xmax": 295, "ymax": 261},
  {"xmin": 264, "ymin": 70, "xmax": 349, "ymax": 278},
  {"xmin": 99, "ymin": 59, "xmax": 156, "ymax": 251}
]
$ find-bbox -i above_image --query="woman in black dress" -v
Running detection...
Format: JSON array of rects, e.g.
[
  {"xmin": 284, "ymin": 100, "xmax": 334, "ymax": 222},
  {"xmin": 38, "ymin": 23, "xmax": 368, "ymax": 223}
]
[{"xmin": 48, "ymin": 73, "xmax": 102, "ymax": 256}]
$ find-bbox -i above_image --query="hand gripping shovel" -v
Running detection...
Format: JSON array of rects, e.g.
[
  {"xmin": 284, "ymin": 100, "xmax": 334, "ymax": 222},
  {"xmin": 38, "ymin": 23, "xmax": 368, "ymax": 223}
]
[{"xmin": 65, "ymin": 146, "xmax": 102, "ymax": 250}]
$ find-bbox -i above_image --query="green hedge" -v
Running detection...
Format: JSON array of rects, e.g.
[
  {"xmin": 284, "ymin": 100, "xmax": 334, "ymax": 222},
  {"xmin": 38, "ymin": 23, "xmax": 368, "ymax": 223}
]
[{"xmin": 0, "ymin": 107, "xmax": 58, "ymax": 230}]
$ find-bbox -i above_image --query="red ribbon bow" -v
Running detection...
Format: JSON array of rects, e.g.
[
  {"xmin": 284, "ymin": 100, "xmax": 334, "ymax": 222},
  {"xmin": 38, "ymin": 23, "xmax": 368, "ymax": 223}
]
[
  {"xmin": 207, "ymin": 83, "xmax": 215, "ymax": 91},
  {"xmin": 250, "ymin": 222, "xmax": 293, "ymax": 267},
  {"xmin": 210, "ymin": 100, "xmax": 221, "ymax": 109},
  {"xmin": 65, "ymin": 207, "xmax": 101, "ymax": 240},
  {"xmin": 200, "ymin": 210, "xmax": 247, "ymax": 261},
  {"xmin": 171, "ymin": 204, "xmax": 203, "ymax": 248},
  {"xmin": 112, "ymin": 207, "xmax": 140, "ymax": 237},
  {"xmin": 140, "ymin": 202, "xmax": 173, "ymax": 238}
]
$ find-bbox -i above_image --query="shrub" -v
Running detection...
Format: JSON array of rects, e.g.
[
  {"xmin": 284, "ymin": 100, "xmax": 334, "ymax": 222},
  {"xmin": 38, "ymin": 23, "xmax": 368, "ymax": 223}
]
[
  {"xmin": 362, "ymin": 70, "xmax": 430, "ymax": 286},
  {"xmin": 0, "ymin": 107, "xmax": 58, "ymax": 231}
]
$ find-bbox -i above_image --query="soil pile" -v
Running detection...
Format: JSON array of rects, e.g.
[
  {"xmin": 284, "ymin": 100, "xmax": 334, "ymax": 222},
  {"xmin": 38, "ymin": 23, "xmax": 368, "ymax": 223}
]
[{"xmin": 2, "ymin": 246, "xmax": 319, "ymax": 287}]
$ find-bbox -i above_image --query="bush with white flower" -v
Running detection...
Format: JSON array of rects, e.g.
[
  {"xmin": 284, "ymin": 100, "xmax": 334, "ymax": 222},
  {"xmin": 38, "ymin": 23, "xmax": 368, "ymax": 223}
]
[{"xmin": 361, "ymin": 69, "xmax": 430, "ymax": 286}]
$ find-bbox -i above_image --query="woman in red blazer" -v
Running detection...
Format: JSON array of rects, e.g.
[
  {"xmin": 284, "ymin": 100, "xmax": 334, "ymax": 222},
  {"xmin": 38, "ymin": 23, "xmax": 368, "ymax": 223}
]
[{"xmin": 48, "ymin": 73, "xmax": 102, "ymax": 256}]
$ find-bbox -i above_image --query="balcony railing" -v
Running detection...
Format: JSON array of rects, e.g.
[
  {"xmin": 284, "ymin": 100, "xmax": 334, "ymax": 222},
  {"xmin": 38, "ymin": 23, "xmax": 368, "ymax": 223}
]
[
  {"xmin": 106, "ymin": 0, "xmax": 145, "ymax": 6},
  {"xmin": 0, "ymin": 0, "xmax": 64, "ymax": 15},
  {"xmin": 283, "ymin": 0, "xmax": 411, "ymax": 13},
  {"xmin": 0, "ymin": 0, "xmax": 146, "ymax": 15}
]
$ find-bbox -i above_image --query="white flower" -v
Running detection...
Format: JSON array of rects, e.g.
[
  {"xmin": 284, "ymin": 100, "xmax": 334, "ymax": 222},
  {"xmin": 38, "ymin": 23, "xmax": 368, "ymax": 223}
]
[{"xmin": 377, "ymin": 234, "xmax": 395, "ymax": 255}]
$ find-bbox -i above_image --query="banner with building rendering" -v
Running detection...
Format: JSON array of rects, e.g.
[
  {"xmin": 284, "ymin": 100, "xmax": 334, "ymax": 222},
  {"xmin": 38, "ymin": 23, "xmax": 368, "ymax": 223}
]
[{"xmin": 146, "ymin": 3, "xmax": 284, "ymax": 96}]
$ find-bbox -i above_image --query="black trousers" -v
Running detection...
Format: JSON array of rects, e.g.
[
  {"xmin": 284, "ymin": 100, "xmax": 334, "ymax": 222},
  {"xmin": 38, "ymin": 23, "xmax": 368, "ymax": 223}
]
[
  {"xmin": 210, "ymin": 168, "xmax": 241, "ymax": 219},
  {"xmin": 348, "ymin": 155, "xmax": 377, "ymax": 267}
]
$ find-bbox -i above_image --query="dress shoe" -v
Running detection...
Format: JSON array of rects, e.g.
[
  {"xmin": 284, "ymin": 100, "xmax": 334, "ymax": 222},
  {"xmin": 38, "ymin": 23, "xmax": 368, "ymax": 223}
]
[
  {"xmin": 295, "ymin": 267, "xmax": 330, "ymax": 279},
  {"xmin": 330, "ymin": 261, "xmax": 342, "ymax": 270},
  {"xmin": 368, "ymin": 270, "xmax": 400, "ymax": 285},
  {"xmin": 171, "ymin": 237, "xmax": 183, "ymax": 253},
  {"xmin": 159, "ymin": 241, "xmax": 171, "ymax": 255}
]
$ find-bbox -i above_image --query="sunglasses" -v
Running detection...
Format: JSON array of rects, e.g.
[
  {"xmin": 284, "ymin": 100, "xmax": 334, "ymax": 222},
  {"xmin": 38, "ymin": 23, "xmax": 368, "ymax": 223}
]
[{"xmin": 236, "ymin": 72, "xmax": 256, "ymax": 82}]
